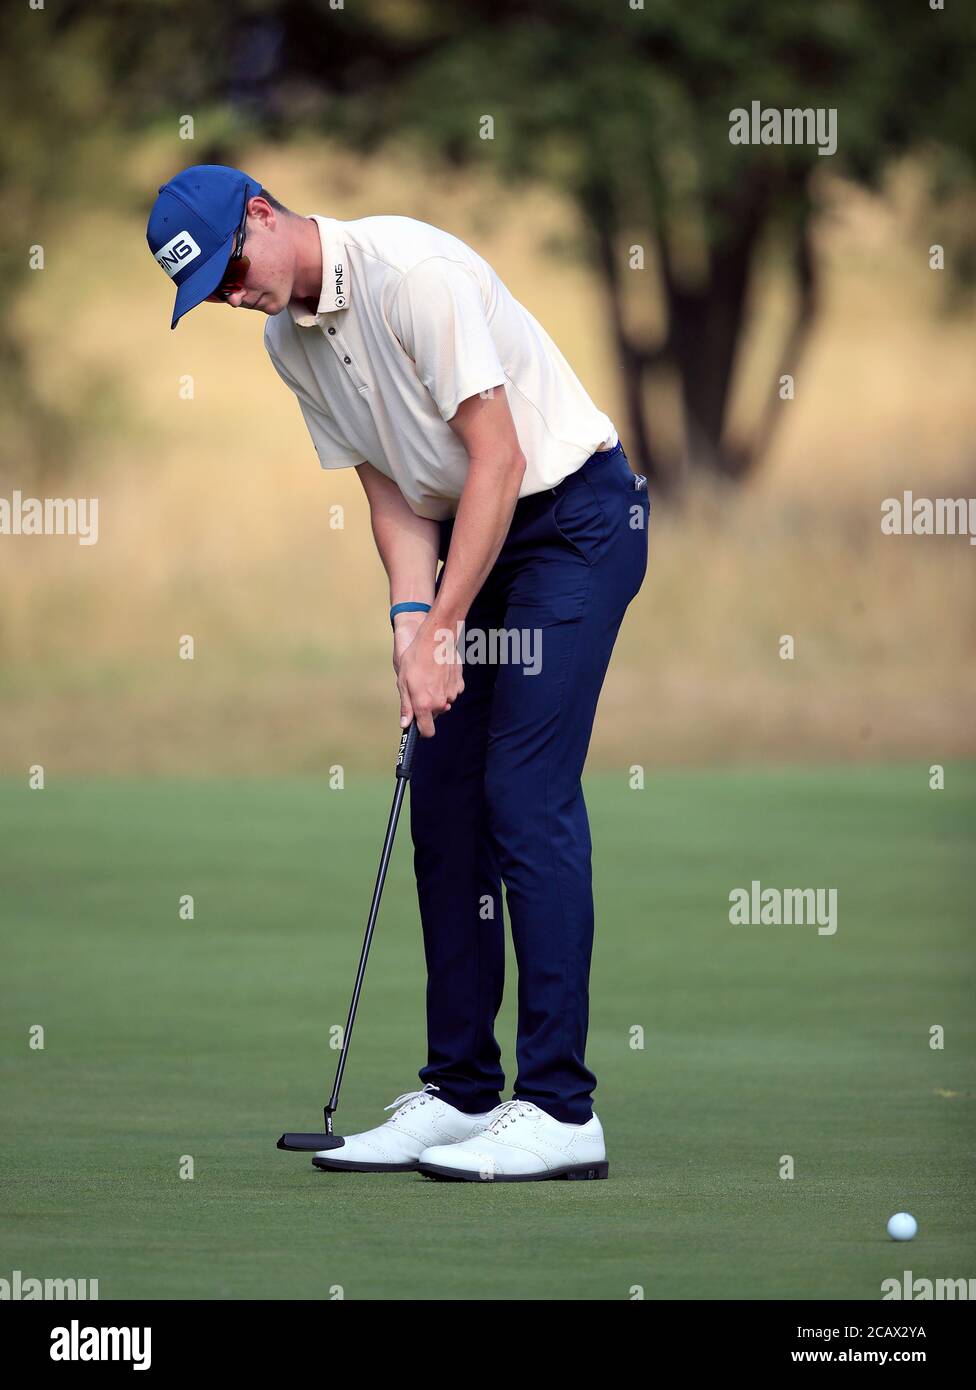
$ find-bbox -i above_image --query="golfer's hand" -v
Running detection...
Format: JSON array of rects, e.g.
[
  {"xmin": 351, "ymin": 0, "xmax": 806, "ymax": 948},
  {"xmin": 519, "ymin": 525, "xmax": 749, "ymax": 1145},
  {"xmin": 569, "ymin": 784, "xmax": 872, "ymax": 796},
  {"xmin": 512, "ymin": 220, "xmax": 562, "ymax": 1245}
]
[
  {"xmin": 397, "ymin": 618, "xmax": 464, "ymax": 738},
  {"xmin": 392, "ymin": 611, "xmax": 426, "ymax": 678}
]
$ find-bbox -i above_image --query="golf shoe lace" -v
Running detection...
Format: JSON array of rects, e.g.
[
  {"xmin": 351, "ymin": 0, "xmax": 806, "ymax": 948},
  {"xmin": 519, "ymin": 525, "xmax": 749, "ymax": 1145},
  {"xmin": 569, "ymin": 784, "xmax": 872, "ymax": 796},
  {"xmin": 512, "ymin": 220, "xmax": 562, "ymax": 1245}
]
[
  {"xmin": 384, "ymin": 1083, "xmax": 440, "ymax": 1121},
  {"xmin": 483, "ymin": 1099, "xmax": 536, "ymax": 1134}
]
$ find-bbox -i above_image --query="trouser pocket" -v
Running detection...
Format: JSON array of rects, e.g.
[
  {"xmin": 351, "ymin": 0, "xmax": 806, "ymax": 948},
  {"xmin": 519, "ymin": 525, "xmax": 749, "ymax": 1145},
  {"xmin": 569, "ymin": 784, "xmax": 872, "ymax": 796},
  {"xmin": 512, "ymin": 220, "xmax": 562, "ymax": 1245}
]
[{"xmin": 551, "ymin": 477, "xmax": 612, "ymax": 567}]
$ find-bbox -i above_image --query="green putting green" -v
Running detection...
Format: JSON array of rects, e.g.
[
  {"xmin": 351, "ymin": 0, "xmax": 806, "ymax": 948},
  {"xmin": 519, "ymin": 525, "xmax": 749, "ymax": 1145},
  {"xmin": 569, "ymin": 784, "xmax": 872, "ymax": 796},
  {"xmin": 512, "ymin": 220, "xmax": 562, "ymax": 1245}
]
[{"xmin": 1, "ymin": 766, "xmax": 973, "ymax": 1300}]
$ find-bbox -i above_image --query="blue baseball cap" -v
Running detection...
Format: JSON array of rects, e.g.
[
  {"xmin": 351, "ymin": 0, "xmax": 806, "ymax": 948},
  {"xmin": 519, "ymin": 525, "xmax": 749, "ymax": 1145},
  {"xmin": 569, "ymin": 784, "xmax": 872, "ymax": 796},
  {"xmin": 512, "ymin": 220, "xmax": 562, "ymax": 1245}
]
[{"xmin": 147, "ymin": 165, "xmax": 263, "ymax": 328}]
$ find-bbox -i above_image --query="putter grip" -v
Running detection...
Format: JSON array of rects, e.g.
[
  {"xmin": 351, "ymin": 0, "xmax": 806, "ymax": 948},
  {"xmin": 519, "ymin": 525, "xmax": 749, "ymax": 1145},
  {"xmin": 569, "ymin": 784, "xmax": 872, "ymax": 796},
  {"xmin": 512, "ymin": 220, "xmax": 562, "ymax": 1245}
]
[{"xmin": 395, "ymin": 718, "xmax": 420, "ymax": 779}]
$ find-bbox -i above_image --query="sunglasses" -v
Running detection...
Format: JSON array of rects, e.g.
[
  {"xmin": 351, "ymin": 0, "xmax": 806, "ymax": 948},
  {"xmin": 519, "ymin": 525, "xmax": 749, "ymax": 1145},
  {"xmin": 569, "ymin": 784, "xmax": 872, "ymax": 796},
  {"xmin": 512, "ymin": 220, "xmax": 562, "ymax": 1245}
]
[{"xmin": 206, "ymin": 199, "xmax": 250, "ymax": 303}]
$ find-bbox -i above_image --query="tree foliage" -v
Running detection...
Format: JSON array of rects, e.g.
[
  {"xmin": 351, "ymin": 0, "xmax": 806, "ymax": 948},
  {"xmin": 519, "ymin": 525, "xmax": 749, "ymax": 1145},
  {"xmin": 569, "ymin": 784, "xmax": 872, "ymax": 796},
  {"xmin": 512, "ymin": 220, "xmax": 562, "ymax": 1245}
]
[{"xmin": 4, "ymin": 0, "xmax": 975, "ymax": 485}]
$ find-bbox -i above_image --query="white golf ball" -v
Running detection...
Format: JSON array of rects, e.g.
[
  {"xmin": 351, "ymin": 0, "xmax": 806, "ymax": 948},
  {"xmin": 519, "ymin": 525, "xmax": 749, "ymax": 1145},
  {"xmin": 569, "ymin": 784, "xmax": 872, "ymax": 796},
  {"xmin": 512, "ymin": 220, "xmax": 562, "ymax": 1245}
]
[{"xmin": 887, "ymin": 1212, "xmax": 918, "ymax": 1241}]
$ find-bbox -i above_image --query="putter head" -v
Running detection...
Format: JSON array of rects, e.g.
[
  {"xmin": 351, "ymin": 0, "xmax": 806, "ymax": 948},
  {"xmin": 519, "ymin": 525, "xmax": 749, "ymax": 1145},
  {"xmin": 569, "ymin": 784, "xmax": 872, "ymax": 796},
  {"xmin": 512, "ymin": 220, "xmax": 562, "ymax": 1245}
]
[{"xmin": 277, "ymin": 1132, "xmax": 345, "ymax": 1152}]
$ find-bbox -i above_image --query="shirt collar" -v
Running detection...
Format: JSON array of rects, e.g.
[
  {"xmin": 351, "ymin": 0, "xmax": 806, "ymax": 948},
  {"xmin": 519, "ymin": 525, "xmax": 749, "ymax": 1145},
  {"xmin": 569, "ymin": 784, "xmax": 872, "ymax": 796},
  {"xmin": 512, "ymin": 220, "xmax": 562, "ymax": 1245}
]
[{"xmin": 288, "ymin": 215, "xmax": 351, "ymax": 326}]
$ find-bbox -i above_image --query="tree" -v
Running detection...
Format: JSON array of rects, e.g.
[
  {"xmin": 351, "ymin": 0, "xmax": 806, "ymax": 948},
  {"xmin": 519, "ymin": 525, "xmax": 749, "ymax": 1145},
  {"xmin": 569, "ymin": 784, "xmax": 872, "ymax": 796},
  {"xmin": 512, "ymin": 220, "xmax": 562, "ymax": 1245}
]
[
  {"xmin": 299, "ymin": 0, "xmax": 976, "ymax": 487},
  {"xmin": 4, "ymin": 0, "xmax": 975, "ymax": 489}
]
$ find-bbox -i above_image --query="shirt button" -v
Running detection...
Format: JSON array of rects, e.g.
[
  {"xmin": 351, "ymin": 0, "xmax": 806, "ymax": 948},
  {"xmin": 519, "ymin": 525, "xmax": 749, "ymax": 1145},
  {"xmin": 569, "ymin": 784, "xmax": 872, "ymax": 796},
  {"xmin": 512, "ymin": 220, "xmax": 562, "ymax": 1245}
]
[
  {"xmin": 327, "ymin": 327, "xmax": 336, "ymax": 335},
  {"xmin": 343, "ymin": 356, "xmax": 351, "ymax": 364}
]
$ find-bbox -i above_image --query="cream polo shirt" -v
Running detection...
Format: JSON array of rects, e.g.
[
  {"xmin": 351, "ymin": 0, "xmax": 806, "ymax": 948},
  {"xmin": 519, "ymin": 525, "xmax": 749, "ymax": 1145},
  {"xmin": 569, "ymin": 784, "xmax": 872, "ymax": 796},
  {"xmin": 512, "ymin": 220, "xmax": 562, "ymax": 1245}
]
[{"xmin": 263, "ymin": 214, "xmax": 617, "ymax": 521}]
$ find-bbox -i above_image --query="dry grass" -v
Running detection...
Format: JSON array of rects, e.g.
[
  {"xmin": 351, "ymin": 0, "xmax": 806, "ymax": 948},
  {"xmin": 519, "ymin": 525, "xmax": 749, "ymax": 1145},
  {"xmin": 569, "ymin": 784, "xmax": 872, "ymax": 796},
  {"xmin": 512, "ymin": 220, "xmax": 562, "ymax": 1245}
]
[{"xmin": 1, "ymin": 140, "xmax": 974, "ymax": 772}]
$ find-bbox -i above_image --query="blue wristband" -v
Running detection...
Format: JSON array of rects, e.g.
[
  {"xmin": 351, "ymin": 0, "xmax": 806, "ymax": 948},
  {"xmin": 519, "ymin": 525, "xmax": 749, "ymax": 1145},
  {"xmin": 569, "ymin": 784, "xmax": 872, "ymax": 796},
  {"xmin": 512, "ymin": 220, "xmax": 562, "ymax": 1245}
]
[{"xmin": 390, "ymin": 601, "xmax": 431, "ymax": 627}]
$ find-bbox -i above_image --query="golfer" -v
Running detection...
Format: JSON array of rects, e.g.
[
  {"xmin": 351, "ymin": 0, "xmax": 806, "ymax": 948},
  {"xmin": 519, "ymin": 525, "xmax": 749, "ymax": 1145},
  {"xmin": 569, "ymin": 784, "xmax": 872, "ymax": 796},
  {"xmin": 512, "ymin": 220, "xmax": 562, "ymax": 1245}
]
[{"xmin": 148, "ymin": 164, "xmax": 649, "ymax": 1181}]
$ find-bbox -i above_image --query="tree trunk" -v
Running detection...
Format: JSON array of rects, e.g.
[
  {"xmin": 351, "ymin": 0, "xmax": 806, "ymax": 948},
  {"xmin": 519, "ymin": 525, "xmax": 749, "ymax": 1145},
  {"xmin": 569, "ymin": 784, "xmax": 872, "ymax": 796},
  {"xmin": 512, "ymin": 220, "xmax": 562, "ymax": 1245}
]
[
  {"xmin": 588, "ymin": 204, "xmax": 671, "ymax": 490},
  {"xmin": 663, "ymin": 178, "xmax": 772, "ymax": 479}
]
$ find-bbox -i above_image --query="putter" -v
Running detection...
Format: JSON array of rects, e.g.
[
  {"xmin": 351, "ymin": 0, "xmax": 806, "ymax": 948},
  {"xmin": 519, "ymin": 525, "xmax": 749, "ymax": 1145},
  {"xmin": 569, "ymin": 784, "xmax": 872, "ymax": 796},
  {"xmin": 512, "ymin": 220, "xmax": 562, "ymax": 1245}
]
[{"xmin": 277, "ymin": 718, "xmax": 420, "ymax": 1152}]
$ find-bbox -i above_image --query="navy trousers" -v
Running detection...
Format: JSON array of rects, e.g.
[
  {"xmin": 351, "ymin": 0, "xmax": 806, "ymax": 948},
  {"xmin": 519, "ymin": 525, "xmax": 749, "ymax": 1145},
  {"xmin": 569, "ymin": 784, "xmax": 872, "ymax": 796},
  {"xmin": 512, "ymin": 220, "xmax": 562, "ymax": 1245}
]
[{"xmin": 408, "ymin": 442, "xmax": 649, "ymax": 1124}]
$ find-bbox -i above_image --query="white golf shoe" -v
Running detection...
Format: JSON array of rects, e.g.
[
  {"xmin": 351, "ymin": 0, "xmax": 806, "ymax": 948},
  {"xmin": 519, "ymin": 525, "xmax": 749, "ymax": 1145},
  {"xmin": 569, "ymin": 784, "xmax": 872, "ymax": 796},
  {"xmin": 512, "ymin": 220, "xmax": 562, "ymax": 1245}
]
[
  {"xmin": 311, "ymin": 1084, "xmax": 494, "ymax": 1173},
  {"xmin": 418, "ymin": 1098, "xmax": 609, "ymax": 1182}
]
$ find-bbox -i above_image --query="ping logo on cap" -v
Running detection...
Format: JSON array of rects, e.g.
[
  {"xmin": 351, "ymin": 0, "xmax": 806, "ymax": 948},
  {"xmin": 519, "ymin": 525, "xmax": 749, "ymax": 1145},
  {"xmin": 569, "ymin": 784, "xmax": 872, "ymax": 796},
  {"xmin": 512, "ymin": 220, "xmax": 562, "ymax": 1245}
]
[{"xmin": 155, "ymin": 230, "xmax": 203, "ymax": 278}]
